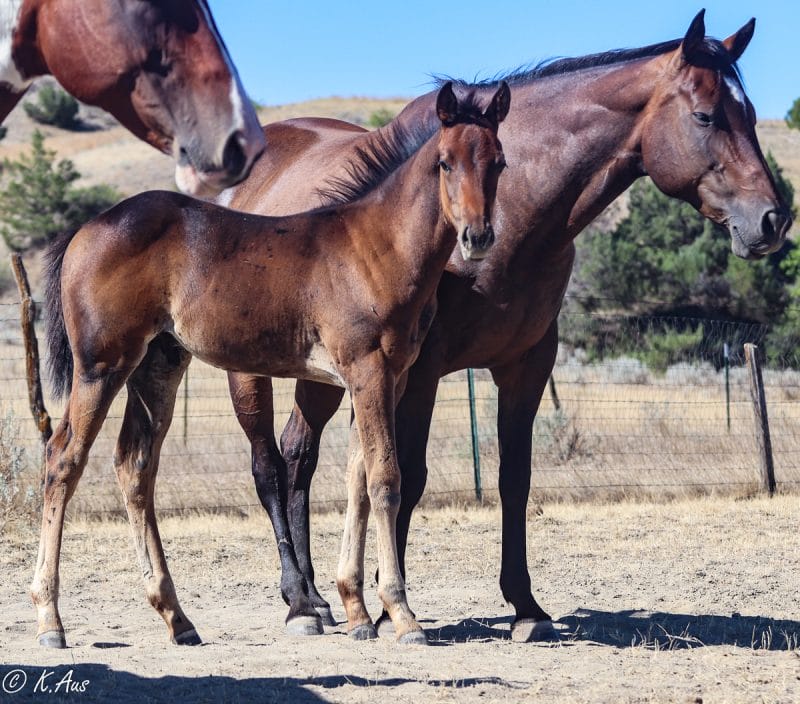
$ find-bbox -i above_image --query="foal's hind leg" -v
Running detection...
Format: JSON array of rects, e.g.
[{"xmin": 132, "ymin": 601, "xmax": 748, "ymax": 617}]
[
  {"xmin": 281, "ymin": 379, "xmax": 346, "ymax": 626},
  {"xmin": 228, "ymin": 372, "xmax": 322, "ymax": 636},
  {"xmin": 31, "ymin": 373, "xmax": 126, "ymax": 648},
  {"xmin": 113, "ymin": 335, "xmax": 199, "ymax": 645}
]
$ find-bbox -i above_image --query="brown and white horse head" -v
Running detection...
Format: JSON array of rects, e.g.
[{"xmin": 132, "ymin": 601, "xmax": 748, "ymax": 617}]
[
  {"xmin": 641, "ymin": 10, "xmax": 791, "ymax": 260},
  {"xmin": 435, "ymin": 81, "xmax": 509, "ymax": 261},
  {"xmin": 5, "ymin": 0, "xmax": 265, "ymax": 197}
]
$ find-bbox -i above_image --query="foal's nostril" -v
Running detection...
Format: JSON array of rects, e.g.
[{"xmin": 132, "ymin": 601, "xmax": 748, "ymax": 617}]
[
  {"xmin": 222, "ymin": 130, "xmax": 247, "ymax": 177},
  {"xmin": 762, "ymin": 209, "xmax": 791, "ymax": 242}
]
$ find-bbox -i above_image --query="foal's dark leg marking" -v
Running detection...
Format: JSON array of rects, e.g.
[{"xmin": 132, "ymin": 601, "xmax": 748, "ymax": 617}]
[
  {"xmin": 228, "ymin": 373, "xmax": 322, "ymax": 636},
  {"xmin": 114, "ymin": 334, "xmax": 199, "ymax": 645},
  {"xmin": 281, "ymin": 380, "xmax": 345, "ymax": 626},
  {"xmin": 491, "ymin": 322, "xmax": 559, "ymax": 642}
]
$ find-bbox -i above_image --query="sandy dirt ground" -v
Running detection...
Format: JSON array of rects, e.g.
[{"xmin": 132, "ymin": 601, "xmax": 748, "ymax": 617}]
[{"xmin": 2, "ymin": 497, "xmax": 800, "ymax": 703}]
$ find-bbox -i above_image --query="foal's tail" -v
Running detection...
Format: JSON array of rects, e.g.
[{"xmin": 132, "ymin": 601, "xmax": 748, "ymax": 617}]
[{"xmin": 44, "ymin": 230, "xmax": 79, "ymax": 401}]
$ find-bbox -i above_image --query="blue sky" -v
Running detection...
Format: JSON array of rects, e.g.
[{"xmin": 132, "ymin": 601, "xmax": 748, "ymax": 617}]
[{"xmin": 209, "ymin": 1, "xmax": 799, "ymax": 120}]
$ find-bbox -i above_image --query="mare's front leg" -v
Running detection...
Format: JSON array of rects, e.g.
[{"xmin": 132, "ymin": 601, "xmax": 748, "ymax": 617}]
[
  {"xmin": 338, "ymin": 355, "xmax": 426, "ymax": 644},
  {"xmin": 228, "ymin": 372, "xmax": 323, "ymax": 635},
  {"xmin": 490, "ymin": 320, "xmax": 559, "ymax": 642},
  {"xmin": 280, "ymin": 379, "xmax": 346, "ymax": 626},
  {"xmin": 30, "ymin": 373, "xmax": 127, "ymax": 648},
  {"xmin": 113, "ymin": 335, "xmax": 199, "ymax": 644}
]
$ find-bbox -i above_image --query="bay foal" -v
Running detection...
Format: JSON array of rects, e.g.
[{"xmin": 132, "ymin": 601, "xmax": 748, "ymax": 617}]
[
  {"xmin": 33, "ymin": 82, "xmax": 509, "ymax": 647},
  {"xmin": 0, "ymin": 0, "xmax": 264, "ymax": 195},
  {"xmin": 221, "ymin": 12, "xmax": 791, "ymax": 640}
]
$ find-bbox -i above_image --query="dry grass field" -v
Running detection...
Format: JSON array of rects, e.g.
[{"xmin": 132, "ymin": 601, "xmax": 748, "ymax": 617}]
[{"xmin": 2, "ymin": 498, "xmax": 800, "ymax": 703}]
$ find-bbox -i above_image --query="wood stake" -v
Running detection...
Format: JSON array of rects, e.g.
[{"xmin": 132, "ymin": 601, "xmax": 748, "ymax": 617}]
[{"xmin": 744, "ymin": 343, "xmax": 775, "ymax": 495}]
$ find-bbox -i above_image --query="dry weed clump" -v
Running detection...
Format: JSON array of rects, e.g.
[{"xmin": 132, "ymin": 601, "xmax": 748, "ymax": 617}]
[{"xmin": 0, "ymin": 410, "xmax": 41, "ymax": 531}]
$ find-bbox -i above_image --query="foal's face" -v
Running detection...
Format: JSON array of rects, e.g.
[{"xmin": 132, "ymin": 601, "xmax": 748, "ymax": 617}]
[
  {"xmin": 435, "ymin": 82, "xmax": 510, "ymax": 261},
  {"xmin": 44, "ymin": 0, "xmax": 265, "ymax": 196},
  {"xmin": 641, "ymin": 13, "xmax": 791, "ymax": 259}
]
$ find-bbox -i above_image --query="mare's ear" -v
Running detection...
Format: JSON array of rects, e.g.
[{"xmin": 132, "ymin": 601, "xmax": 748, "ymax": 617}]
[
  {"xmin": 485, "ymin": 81, "xmax": 511, "ymax": 127},
  {"xmin": 436, "ymin": 82, "xmax": 459, "ymax": 126},
  {"xmin": 722, "ymin": 18, "xmax": 755, "ymax": 62},
  {"xmin": 676, "ymin": 9, "xmax": 707, "ymax": 67}
]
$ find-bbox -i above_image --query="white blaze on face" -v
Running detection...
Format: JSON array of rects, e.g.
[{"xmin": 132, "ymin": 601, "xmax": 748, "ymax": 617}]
[
  {"xmin": 724, "ymin": 75, "xmax": 747, "ymax": 108},
  {"xmin": 0, "ymin": 0, "xmax": 32, "ymax": 91}
]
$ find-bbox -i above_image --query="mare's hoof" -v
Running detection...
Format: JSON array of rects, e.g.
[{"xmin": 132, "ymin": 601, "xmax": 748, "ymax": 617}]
[
  {"xmin": 286, "ymin": 615, "xmax": 324, "ymax": 636},
  {"xmin": 348, "ymin": 623, "xmax": 378, "ymax": 641},
  {"xmin": 375, "ymin": 614, "xmax": 395, "ymax": 638},
  {"xmin": 38, "ymin": 630, "xmax": 67, "ymax": 649},
  {"xmin": 171, "ymin": 628, "xmax": 202, "ymax": 646},
  {"xmin": 511, "ymin": 618, "xmax": 556, "ymax": 643},
  {"xmin": 315, "ymin": 606, "xmax": 337, "ymax": 627},
  {"xmin": 398, "ymin": 629, "xmax": 428, "ymax": 646}
]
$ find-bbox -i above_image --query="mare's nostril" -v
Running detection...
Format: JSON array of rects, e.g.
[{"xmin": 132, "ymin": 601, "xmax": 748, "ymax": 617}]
[{"xmin": 222, "ymin": 130, "xmax": 247, "ymax": 177}]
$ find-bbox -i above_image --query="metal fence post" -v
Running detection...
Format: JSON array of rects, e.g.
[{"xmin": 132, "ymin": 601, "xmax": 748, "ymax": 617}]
[
  {"xmin": 467, "ymin": 368, "xmax": 482, "ymax": 502},
  {"xmin": 724, "ymin": 342, "xmax": 730, "ymax": 432}
]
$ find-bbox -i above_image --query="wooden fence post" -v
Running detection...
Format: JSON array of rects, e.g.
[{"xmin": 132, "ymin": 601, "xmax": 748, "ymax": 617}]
[
  {"xmin": 10, "ymin": 254, "xmax": 53, "ymax": 484},
  {"xmin": 744, "ymin": 343, "xmax": 775, "ymax": 495}
]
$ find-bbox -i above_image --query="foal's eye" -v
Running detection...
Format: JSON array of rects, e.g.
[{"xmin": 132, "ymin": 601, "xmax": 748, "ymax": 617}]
[
  {"xmin": 692, "ymin": 111, "xmax": 713, "ymax": 126},
  {"xmin": 438, "ymin": 160, "xmax": 452, "ymax": 173}
]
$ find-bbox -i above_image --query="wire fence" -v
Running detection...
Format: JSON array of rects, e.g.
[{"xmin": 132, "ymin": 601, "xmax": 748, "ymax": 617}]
[{"xmin": 1, "ymin": 298, "xmax": 800, "ymax": 517}]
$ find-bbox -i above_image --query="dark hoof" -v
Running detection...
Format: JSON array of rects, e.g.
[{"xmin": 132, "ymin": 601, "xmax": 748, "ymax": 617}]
[
  {"xmin": 348, "ymin": 623, "xmax": 378, "ymax": 641},
  {"xmin": 375, "ymin": 614, "xmax": 395, "ymax": 639},
  {"xmin": 398, "ymin": 629, "xmax": 428, "ymax": 646},
  {"xmin": 315, "ymin": 605, "xmax": 337, "ymax": 627},
  {"xmin": 511, "ymin": 618, "xmax": 556, "ymax": 642},
  {"xmin": 286, "ymin": 615, "xmax": 324, "ymax": 636},
  {"xmin": 171, "ymin": 628, "xmax": 202, "ymax": 646},
  {"xmin": 38, "ymin": 630, "xmax": 67, "ymax": 649}
]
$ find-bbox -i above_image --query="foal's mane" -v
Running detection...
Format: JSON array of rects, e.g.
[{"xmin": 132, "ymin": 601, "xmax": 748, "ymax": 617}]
[
  {"xmin": 435, "ymin": 36, "xmax": 742, "ymax": 89},
  {"xmin": 318, "ymin": 92, "xmax": 492, "ymax": 207}
]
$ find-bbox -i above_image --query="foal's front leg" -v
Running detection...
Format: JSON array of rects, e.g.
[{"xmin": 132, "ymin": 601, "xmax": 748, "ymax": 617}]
[{"xmin": 337, "ymin": 356, "xmax": 426, "ymax": 644}]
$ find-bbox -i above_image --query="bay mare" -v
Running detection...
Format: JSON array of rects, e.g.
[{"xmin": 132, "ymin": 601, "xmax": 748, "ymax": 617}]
[
  {"xmin": 0, "ymin": 0, "xmax": 264, "ymax": 195},
  {"xmin": 219, "ymin": 11, "xmax": 791, "ymax": 641},
  {"xmin": 33, "ymin": 84, "xmax": 510, "ymax": 647}
]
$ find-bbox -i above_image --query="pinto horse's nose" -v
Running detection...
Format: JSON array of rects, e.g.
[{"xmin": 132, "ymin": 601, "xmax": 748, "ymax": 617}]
[
  {"xmin": 762, "ymin": 207, "xmax": 792, "ymax": 246},
  {"xmin": 222, "ymin": 129, "xmax": 248, "ymax": 180}
]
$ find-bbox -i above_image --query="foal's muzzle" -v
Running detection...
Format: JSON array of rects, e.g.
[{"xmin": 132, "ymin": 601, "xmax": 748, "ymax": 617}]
[
  {"xmin": 459, "ymin": 222, "xmax": 496, "ymax": 261},
  {"xmin": 730, "ymin": 205, "xmax": 792, "ymax": 260}
]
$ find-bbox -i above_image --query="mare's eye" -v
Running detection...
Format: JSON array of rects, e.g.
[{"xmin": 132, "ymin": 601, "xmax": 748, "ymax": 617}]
[
  {"xmin": 438, "ymin": 160, "xmax": 452, "ymax": 173},
  {"xmin": 692, "ymin": 111, "xmax": 713, "ymax": 126}
]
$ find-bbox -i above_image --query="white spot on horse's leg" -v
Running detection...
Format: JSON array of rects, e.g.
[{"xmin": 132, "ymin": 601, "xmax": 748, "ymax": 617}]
[{"xmin": 0, "ymin": 0, "xmax": 33, "ymax": 90}]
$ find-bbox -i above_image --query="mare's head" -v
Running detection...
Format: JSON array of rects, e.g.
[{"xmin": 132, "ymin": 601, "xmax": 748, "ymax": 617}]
[
  {"xmin": 435, "ymin": 81, "xmax": 510, "ymax": 261},
  {"xmin": 641, "ymin": 10, "xmax": 791, "ymax": 259},
  {"xmin": 37, "ymin": 0, "xmax": 264, "ymax": 196}
]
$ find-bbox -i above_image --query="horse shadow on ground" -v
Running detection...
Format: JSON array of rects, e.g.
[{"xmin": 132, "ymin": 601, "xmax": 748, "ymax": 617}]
[
  {"xmin": 0, "ymin": 664, "xmax": 526, "ymax": 704},
  {"xmin": 428, "ymin": 609, "xmax": 800, "ymax": 650}
]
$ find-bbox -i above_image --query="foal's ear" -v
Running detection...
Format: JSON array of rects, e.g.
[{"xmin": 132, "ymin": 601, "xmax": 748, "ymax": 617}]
[
  {"xmin": 485, "ymin": 81, "xmax": 511, "ymax": 127},
  {"xmin": 436, "ymin": 82, "xmax": 459, "ymax": 126},
  {"xmin": 678, "ymin": 9, "xmax": 707, "ymax": 66},
  {"xmin": 722, "ymin": 17, "xmax": 755, "ymax": 63}
]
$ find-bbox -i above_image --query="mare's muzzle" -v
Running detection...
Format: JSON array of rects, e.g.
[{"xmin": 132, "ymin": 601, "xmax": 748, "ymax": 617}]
[
  {"xmin": 459, "ymin": 222, "xmax": 496, "ymax": 261},
  {"xmin": 730, "ymin": 205, "xmax": 792, "ymax": 260}
]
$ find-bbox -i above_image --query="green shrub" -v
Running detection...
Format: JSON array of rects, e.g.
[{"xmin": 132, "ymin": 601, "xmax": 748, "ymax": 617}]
[
  {"xmin": 23, "ymin": 84, "xmax": 80, "ymax": 129},
  {"xmin": 0, "ymin": 131, "xmax": 122, "ymax": 252},
  {"xmin": 367, "ymin": 108, "xmax": 395, "ymax": 128}
]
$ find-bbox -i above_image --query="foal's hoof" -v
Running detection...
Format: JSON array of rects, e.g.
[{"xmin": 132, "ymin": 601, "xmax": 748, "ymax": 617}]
[
  {"xmin": 286, "ymin": 615, "xmax": 324, "ymax": 636},
  {"xmin": 348, "ymin": 624, "xmax": 378, "ymax": 641},
  {"xmin": 315, "ymin": 606, "xmax": 337, "ymax": 627},
  {"xmin": 511, "ymin": 618, "xmax": 556, "ymax": 643},
  {"xmin": 171, "ymin": 628, "xmax": 202, "ymax": 646},
  {"xmin": 398, "ymin": 629, "xmax": 428, "ymax": 646},
  {"xmin": 38, "ymin": 630, "xmax": 67, "ymax": 649}
]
